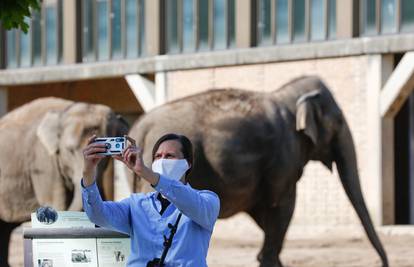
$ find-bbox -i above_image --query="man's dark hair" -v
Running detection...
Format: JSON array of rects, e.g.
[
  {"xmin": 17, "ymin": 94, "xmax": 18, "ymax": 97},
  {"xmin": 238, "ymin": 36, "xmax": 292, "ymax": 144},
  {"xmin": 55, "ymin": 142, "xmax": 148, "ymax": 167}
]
[{"xmin": 152, "ymin": 133, "xmax": 193, "ymax": 177}]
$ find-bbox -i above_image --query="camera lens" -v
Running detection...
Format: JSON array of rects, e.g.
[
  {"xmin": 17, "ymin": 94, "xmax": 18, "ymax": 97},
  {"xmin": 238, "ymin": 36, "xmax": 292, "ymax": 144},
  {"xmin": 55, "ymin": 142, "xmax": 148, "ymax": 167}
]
[{"xmin": 105, "ymin": 143, "xmax": 111, "ymax": 149}]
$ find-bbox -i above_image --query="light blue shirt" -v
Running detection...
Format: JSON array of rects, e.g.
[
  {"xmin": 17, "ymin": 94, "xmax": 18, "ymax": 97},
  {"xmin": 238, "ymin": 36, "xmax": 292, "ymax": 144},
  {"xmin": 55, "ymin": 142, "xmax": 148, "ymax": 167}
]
[{"xmin": 82, "ymin": 175, "xmax": 220, "ymax": 267}]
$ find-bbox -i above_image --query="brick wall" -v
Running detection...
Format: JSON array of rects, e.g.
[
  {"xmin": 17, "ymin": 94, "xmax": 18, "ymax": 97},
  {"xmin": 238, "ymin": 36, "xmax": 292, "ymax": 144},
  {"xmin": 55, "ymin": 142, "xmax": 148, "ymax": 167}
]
[{"xmin": 166, "ymin": 55, "xmax": 375, "ymax": 232}]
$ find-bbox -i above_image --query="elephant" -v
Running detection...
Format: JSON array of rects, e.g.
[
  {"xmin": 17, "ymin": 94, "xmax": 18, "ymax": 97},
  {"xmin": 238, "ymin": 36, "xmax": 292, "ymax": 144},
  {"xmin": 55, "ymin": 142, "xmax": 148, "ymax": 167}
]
[
  {"xmin": 127, "ymin": 76, "xmax": 388, "ymax": 267},
  {"xmin": 0, "ymin": 97, "xmax": 129, "ymax": 267},
  {"xmin": 35, "ymin": 206, "xmax": 58, "ymax": 224}
]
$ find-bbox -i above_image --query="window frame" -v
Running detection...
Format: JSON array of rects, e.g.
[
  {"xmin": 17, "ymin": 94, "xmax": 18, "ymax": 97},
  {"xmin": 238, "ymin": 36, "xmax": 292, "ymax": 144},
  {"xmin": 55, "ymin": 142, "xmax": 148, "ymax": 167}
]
[
  {"xmin": 360, "ymin": 0, "xmax": 405, "ymax": 36},
  {"xmin": 256, "ymin": 0, "xmax": 336, "ymax": 46},
  {"xmin": 163, "ymin": 0, "xmax": 235, "ymax": 54},
  {"xmin": 81, "ymin": 0, "xmax": 146, "ymax": 62},
  {"xmin": 43, "ymin": 0, "xmax": 62, "ymax": 65},
  {"xmin": 1, "ymin": 0, "xmax": 63, "ymax": 69}
]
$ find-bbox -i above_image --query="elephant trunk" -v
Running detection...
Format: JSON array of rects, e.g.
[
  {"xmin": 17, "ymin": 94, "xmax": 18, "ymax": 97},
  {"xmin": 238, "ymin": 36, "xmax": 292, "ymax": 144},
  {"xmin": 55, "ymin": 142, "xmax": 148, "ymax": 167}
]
[{"xmin": 334, "ymin": 122, "xmax": 388, "ymax": 267}]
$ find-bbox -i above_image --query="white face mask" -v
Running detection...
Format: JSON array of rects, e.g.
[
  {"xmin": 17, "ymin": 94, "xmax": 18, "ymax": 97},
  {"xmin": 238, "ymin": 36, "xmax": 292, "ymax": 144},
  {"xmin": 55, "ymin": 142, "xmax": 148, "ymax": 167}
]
[{"xmin": 152, "ymin": 159, "xmax": 190, "ymax": 182}]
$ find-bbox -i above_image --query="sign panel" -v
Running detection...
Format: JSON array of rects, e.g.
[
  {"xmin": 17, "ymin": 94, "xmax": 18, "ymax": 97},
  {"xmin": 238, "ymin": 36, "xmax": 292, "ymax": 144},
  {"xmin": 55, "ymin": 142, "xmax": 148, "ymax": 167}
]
[
  {"xmin": 30, "ymin": 210, "xmax": 131, "ymax": 266},
  {"xmin": 97, "ymin": 239, "xmax": 131, "ymax": 267},
  {"xmin": 32, "ymin": 238, "xmax": 98, "ymax": 267}
]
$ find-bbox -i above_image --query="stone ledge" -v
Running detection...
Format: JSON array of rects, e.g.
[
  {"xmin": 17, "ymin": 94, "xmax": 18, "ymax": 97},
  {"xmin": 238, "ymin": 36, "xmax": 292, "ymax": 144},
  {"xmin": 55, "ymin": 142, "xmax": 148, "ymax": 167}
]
[{"xmin": 1, "ymin": 34, "xmax": 414, "ymax": 86}]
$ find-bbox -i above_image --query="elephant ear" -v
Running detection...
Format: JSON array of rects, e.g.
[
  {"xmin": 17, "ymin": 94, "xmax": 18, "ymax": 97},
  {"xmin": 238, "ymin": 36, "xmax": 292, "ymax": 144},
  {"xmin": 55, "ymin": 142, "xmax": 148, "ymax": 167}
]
[
  {"xmin": 296, "ymin": 90, "xmax": 321, "ymax": 145},
  {"xmin": 36, "ymin": 111, "xmax": 60, "ymax": 155},
  {"xmin": 63, "ymin": 122, "xmax": 84, "ymax": 148}
]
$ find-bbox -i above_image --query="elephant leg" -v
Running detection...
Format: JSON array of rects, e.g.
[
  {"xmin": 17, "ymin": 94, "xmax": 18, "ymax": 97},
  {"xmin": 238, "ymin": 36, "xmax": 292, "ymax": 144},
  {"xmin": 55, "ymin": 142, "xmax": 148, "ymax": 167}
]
[
  {"xmin": 0, "ymin": 219, "xmax": 20, "ymax": 267},
  {"xmin": 248, "ymin": 187, "xmax": 297, "ymax": 267},
  {"xmin": 68, "ymin": 182, "xmax": 83, "ymax": 211}
]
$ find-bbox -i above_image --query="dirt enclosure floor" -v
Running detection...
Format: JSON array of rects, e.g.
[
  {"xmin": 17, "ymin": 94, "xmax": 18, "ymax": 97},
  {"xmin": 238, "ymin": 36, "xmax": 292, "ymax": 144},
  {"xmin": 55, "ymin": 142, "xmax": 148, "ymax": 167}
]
[{"xmin": 9, "ymin": 213, "xmax": 414, "ymax": 267}]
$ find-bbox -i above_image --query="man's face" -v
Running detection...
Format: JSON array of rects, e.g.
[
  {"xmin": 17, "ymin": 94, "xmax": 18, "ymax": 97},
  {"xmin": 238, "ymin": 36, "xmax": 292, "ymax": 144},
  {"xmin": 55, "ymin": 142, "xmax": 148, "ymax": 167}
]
[{"xmin": 154, "ymin": 140, "xmax": 184, "ymax": 160}]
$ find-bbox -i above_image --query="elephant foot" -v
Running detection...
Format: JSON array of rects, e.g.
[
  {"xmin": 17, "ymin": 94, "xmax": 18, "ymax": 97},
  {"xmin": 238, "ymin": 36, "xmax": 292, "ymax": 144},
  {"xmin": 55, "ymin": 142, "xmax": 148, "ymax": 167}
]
[
  {"xmin": 257, "ymin": 252, "xmax": 283, "ymax": 267},
  {"xmin": 259, "ymin": 259, "xmax": 283, "ymax": 267}
]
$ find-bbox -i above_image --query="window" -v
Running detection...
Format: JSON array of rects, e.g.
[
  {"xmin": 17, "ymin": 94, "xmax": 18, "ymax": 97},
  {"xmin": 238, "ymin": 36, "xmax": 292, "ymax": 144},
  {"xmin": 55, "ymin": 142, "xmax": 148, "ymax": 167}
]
[
  {"xmin": 293, "ymin": 0, "xmax": 306, "ymax": 42},
  {"xmin": 276, "ymin": 0, "xmax": 289, "ymax": 43},
  {"xmin": 360, "ymin": 0, "xmax": 414, "ymax": 36},
  {"xmin": 81, "ymin": 0, "xmax": 146, "ymax": 62},
  {"xmin": 183, "ymin": 0, "xmax": 195, "ymax": 52},
  {"xmin": 361, "ymin": 0, "xmax": 377, "ymax": 35},
  {"xmin": 401, "ymin": 0, "xmax": 414, "ymax": 32},
  {"xmin": 381, "ymin": 0, "xmax": 396, "ymax": 33},
  {"xmin": 45, "ymin": 2, "xmax": 59, "ymax": 65},
  {"xmin": 311, "ymin": 0, "xmax": 325, "ymax": 41},
  {"xmin": 166, "ymin": 0, "xmax": 180, "ymax": 53},
  {"xmin": 164, "ymin": 0, "xmax": 235, "ymax": 54},
  {"xmin": 257, "ymin": 0, "xmax": 336, "ymax": 46},
  {"xmin": 227, "ymin": 0, "xmax": 235, "ymax": 47},
  {"xmin": 125, "ymin": 0, "xmax": 145, "ymax": 57},
  {"xmin": 257, "ymin": 0, "xmax": 272, "ymax": 45},
  {"xmin": 32, "ymin": 10, "xmax": 42, "ymax": 66},
  {"xmin": 111, "ymin": 0, "xmax": 122, "ymax": 59},
  {"xmin": 3, "ymin": 0, "xmax": 62, "ymax": 69},
  {"xmin": 97, "ymin": 0, "xmax": 109, "ymax": 60},
  {"xmin": 6, "ymin": 30, "xmax": 17, "ymax": 68},
  {"xmin": 198, "ymin": 0, "xmax": 209, "ymax": 51},
  {"xmin": 20, "ymin": 17, "xmax": 31, "ymax": 67},
  {"xmin": 213, "ymin": 0, "xmax": 227, "ymax": 49},
  {"xmin": 328, "ymin": 0, "xmax": 336, "ymax": 38},
  {"xmin": 82, "ymin": 0, "xmax": 95, "ymax": 62}
]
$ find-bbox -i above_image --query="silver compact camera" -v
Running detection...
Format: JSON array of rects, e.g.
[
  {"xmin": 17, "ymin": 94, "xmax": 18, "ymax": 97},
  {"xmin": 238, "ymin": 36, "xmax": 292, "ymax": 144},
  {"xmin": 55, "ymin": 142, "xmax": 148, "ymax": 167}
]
[{"xmin": 94, "ymin": 137, "xmax": 127, "ymax": 156}]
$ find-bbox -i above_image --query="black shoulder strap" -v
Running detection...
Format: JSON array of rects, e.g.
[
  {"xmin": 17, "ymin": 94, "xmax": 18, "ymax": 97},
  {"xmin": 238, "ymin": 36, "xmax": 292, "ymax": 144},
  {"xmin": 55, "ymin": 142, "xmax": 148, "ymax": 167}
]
[{"xmin": 158, "ymin": 212, "xmax": 183, "ymax": 266}]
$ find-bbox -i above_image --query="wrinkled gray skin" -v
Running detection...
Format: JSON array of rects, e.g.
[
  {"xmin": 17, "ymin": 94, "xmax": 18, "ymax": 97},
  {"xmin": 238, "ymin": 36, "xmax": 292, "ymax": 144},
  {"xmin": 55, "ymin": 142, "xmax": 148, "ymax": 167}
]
[
  {"xmin": 128, "ymin": 76, "xmax": 388, "ymax": 267},
  {"xmin": 0, "ymin": 97, "xmax": 128, "ymax": 267}
]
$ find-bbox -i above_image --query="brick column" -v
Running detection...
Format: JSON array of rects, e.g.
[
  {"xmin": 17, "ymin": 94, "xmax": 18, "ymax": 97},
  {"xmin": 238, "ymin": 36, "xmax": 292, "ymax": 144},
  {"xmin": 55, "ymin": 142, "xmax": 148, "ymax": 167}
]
[
  {"xmin": 366, "ymin": 54, "xmax": 395, "ymax": 226},
  {"xmin": 236, "ymin": 0, "xmax": 255, "ymax": 48},
  {"xmin": 336, "ymin": 0, "xmax": 359, "ymax": 39},
  {"xmin": 145, "ymin": 0, "xmax": 163, "ymax": 56},
  {"xmin": 62, "ymin": 0, "xmax": 80, "ymax": 63}
]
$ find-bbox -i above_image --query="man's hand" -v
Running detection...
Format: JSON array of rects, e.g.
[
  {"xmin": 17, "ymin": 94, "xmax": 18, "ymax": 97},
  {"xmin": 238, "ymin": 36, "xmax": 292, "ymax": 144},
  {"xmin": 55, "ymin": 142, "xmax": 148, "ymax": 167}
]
[
  {"xmin": 82, "ymin": 135, "xmax": 106, "ymax": 186},
  {"xmin": 114, "ymin": 141, "xmax": 160, "ymax": 186}
]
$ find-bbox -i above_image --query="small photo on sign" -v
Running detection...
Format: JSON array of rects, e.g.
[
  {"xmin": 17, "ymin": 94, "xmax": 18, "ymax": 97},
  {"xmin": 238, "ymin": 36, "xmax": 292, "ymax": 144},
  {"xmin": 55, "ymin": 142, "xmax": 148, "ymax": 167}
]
[
  {"xmin": 36, "ymin": 207, "xmax": 58, "ymax": 225},
  {"xmin": 71, "ymin": 249, "xmax": 92, "ymax": 263},
  {"xmin": 114, "ymin": 250, "xmax": 126, "ymax": 262},
  {"xmin": 37, "ymin": 259, "xmax": 53, "ymax": 267}
]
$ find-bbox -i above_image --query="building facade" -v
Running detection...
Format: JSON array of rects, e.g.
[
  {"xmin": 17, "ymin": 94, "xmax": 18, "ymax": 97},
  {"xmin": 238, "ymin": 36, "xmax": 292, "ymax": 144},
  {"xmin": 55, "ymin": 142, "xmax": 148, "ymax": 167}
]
[{"xmin": 1, "ymin": 0, "xmax": 414, "ymax": 233}]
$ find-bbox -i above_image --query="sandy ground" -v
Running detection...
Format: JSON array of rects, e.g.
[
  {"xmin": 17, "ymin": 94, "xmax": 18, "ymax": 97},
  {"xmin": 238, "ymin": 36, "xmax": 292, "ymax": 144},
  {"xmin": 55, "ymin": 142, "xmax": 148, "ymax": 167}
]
[{"xmin": 9, "ymin": 213, "xmax": 414, "ymax": 267}]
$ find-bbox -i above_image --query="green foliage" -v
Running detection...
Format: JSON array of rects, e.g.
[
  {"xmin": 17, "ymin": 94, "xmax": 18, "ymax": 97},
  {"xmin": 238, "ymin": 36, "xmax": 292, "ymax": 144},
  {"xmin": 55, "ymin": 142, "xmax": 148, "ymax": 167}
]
[{"xmin": 0, "ymin": 0, "xmax": 41, "ymax": 33}]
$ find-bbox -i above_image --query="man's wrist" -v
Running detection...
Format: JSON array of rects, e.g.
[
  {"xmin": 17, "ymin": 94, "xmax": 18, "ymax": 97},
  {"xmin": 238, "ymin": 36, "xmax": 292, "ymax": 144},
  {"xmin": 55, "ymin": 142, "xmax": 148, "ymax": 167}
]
[
  {"xmin": 82, "ymin": 177, "xmax": 95, "ymax": 187},
  {"xmin": 150, "ymin": 173, "xmax": 160, "ymax": 187},
  {"xmin": 83, "ymin": 167, "xmax": 95, "ymax": 178},
  {"xmin": 140, "ymin": 168, "xmax": 159, "ymax": 186},
  {"xmin": 82, "ymin": 170, "xmax": 96, "ymax": 186}
]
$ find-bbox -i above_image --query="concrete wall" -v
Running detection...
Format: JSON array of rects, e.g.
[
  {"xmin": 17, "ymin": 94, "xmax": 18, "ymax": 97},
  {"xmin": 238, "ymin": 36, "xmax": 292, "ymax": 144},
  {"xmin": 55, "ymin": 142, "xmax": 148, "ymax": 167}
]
[{"xmin": 166, "ymin": 55, "xmax": 379, "ymax": 233}]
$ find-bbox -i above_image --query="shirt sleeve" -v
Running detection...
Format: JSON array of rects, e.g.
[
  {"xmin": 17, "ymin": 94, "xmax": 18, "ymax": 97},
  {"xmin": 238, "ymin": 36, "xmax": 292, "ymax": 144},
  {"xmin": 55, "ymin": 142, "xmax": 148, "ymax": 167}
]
[
  {"xmin": 81, "ymin": 179, "xmax": 132, "ymax": 235},
  {"xmin": 154, "ymin": 175, "xmax": 220, "ymax": 231}
]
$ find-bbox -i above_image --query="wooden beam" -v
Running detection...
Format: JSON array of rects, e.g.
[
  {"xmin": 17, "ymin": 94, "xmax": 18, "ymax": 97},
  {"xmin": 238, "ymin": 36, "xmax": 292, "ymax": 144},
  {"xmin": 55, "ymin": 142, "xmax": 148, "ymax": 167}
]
[
  {"xmin": 381, "ymin": 52, "xmax": 414, "ymax": 118},
  {"xmin": 124, "ymin": 74, "xmax": 156, "ymax": 112}
]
